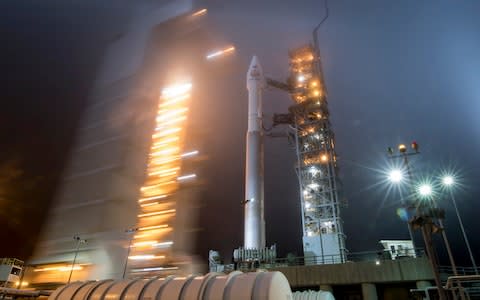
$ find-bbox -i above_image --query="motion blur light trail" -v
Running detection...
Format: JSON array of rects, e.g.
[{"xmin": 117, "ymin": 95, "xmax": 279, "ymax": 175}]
[
  {"xmin": 206, "ymin": 46, "xmax": 235, "ymax": 60},
  {"xmin": 130, "ymin": 82, "xmax": 193, "ymax": 274}
]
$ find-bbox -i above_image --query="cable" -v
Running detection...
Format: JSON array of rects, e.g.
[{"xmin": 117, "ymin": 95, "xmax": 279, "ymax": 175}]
[
  {"xmin": 314, "ymin": 0, "xmax": 329, "ymax": 34},
  {"xmin": 312, "ymin": 0, "xmax": 329, "ymax": 96},
  {"xmin": 313, "ymin": 0, "xmax": 329, "ymax": 51}
]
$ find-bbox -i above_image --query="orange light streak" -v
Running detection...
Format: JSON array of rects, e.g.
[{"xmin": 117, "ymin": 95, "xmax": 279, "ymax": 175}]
[
  {"xmin": 152, "ymin": 127, "xmax": 181, "ymax": 138},
  {"xmin": 140, "ymin": 181, "xmax": 175, "ymax": 191},
  {"xmin": 140, "ymin": 202, "xmax": 159, "ymax": 208},
  {"xmin": 149, "ymin": 157, "xmax": 180, "ymax": 166},
  {"xmin": 160, "ymin": 116, "xmax": 187, "ymax": 126},
  {"xmin": 134, "ymin": 233, "xmax": 152, "ymax": 239},
  {"xmin": 138, "ymin": 209, "xmax": 176, "ymax": 218},
  {"xmin": 128, "ymin": 255, "xmax": 165, "ymax": 260},
  {"xmin": 206, "ymin": 46, "xmax": 236, "ymax": 60},
  {"xmin": 138, "ymin": 195, "xmax": 167, "ymax": 203},
  {"xmin": 156, "ymin": 108, "xmax": 188, "ymax": 120},
  {"xmin": 161, "ymin": 83, "xmax": 192, "ymax": 97},
  {"xmin": 150, "ymin": 148, "xmax": 180, "ymax": 157},
  {"xmin": 138, "ymin": 224, "xmax": 168, "ymax": 231},
  {"xmin": 156, "ymin": 171, "xmax": 178, "ymax": 178},
  {"xmin": 152, "ymin": 137, "xmax": 179, "ymax": 148},
  {"xmin": 133, "ymin": 81, "xmax": 191, "ymax": 266},
  {"xmin": 159, "ymin": 94, "xmax": 190, "ymax": 107},
  {"xmin": 192, "ymin": 8, "xmax": 207, "ymax": 17},
  {"xmin": 148, "ymin": 167, "xmax": 180, "ymax": 176},
  {"xmin": 132, "ymin": 240, "xmax": 158, "ymax": 247}
]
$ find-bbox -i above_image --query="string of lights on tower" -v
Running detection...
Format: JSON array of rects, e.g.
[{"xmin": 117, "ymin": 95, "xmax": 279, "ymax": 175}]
[{"xmin": 288, "ymin": 45, "xmax": 346, "ymax": 264}]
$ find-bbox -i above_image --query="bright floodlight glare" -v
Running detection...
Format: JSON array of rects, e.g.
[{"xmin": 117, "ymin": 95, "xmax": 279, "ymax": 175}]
[
  {"xmin": 442, "ymin": 175, "xmax": 454, "ymax": 186},
  {"xmin": 389, "ymin": 169, "xmax": 403, "ymax": 183},
  {"xmin": 418, "ymin": 184, "xmax": 432, "ymax": 197},
  {"xmin": 161, "ymin": 83, "xmax": 192, "ymax": 97}
]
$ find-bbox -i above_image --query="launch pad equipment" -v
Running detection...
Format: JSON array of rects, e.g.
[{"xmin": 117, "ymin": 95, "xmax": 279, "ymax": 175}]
[
  {"xmin": 271, "ymin": 45, "xmax": 347, "ymax": 264},
  {"xmin": 226, "ymin": 45, "xmax": 346, "ymax": 269}
]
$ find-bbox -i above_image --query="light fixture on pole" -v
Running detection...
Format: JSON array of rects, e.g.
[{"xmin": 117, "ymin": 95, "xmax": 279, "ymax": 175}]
[
  {"xmin": 68, "ymin": 235, "xmax": 86, "ymax": 284},
  {"xmin": 387, "ymin": 142, "xmax": 446, "ymax": 299},
  {"xmin": 387, "ymin": 142, "xmax": 422, "ymax": 246},
  {"xmin": 441, "ymin": 175, "xmax": 478, "ymax": 275},
  {"xmin": 442, "ymin": 175, "xmax": 454, "ymax": 186},
  {"xmin": 418, "ymin": 184, "xmax": 433, "ymax": 198},
  {"xmin": 416, "ymin": 183, "xmax": 458, "ymax": 277},
  {"xmin": 388, "ymin": 169, "xmax": 403, "ymax": 183},
  {"xmin": 122, "ymin": 227, "xmax": 138, "ymax": 279}
]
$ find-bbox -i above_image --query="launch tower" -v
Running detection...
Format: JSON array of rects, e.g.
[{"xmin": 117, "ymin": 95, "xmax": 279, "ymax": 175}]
[{"xmin": 284, "ymin": 45, "xmax": 346, "ymax": 264}]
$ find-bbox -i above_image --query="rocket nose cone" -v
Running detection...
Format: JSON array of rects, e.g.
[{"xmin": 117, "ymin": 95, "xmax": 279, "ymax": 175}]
[
  {"xmin": 247, "ymin": 55, "xmax": 264, "ymax": 87},
  {"xmin": 249, "ymin": 55, "xmax": 260, "ymax": 70}
]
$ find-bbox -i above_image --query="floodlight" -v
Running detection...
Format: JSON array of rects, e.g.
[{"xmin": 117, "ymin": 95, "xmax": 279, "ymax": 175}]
[
  {"xmin": 418, "ymin": 184, "xmax": 432, "ymax": 197},
  {"xmin": 442, "ymin": 175, "xmax": 454, "ymax": 186},
  {"xmin": 388, "ymin": 169, "xmax": 403, "ymax": 183}
]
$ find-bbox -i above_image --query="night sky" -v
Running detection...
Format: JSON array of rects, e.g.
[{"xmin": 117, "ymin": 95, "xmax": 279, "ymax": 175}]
[{"xmin": 1, "ymin": 0, "xmax": 479, "ymax": 266}]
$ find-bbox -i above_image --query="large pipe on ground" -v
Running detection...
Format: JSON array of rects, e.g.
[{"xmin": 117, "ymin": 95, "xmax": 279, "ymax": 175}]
[{"xmin": 48, "ymin": 271, "xmax": 292, "ymax": 300}]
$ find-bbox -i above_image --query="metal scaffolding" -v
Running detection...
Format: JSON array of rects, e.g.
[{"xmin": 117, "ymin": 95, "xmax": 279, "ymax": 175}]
[{"xmin": 287, "ymin": 45, "xmax": 346, "ymax": 264}]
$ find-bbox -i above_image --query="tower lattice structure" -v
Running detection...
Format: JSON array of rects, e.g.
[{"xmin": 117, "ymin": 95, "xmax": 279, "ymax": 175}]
[{"xmin": 287, "ymin": 45, "xmax": 346, "ymax": 264}]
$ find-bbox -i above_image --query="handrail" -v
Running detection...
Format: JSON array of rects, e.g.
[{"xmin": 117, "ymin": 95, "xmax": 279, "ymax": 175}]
[
  {"xmin": 446, "ymin": 275, "xmax": 480, "ymax": 289},
  {"xmin": 261, "ymin": 248, "xmax": 425, "ymax": 268},
  {"xmin": 439, "ymin": 266, "xmax": 479, "ymax": 276}
]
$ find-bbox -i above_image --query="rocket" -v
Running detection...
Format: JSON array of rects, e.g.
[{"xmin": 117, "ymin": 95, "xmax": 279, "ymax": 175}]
[{"xmin": 244, "ymin": 56, "xmax": 266, "ymax": 249}]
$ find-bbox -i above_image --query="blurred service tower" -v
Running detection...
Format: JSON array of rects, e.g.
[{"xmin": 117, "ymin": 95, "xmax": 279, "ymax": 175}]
[
  {"xmin": 27, "ymin": 0, "xmax": 214, "ymax": 285},
  {"xmin": 244, "ymin": 56, "xmax": 266, "ymax": 249}
]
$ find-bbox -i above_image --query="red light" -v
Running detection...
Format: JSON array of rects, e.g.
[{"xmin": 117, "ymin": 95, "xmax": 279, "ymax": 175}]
[{"xmin": 411, "ymin": 141, "xmax": 419, "ymax": 152}]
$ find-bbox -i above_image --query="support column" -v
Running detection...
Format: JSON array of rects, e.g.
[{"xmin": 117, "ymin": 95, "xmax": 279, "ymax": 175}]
[
  {"xmin": 361, "ymin": 283, "xmax": 378, "ymax": 300},
  {"xmin": 416, "ymin": 281, "xmax": 431, "ymax": 290},
  {"xmin": 416, "ymin": 281, "xmax": 432, "ymax": 300},
  {"xmin": 319, "ymin": 284, "xmax": 333, "ymax": 293}
]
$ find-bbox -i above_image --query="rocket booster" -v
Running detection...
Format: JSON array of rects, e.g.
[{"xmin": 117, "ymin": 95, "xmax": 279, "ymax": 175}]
[{"xmin": 244, "ymin": 56, "xmax": 266, "ymax": 249}]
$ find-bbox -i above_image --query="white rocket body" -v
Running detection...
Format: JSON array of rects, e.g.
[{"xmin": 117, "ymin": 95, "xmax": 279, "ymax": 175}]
[{"xmin": 244, "ymin": 56, "xmax": 266, "ymax": 249}]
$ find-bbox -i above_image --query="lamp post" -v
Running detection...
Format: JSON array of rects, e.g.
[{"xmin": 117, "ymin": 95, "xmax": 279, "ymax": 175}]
[
  {"xmin": 409, "ymin": 183, "xmax": 447, "ymax": 300},
  {"xmin": 68, "ymin": 236, "xmax": 86, "ymax": 284},
  {"xmin": 388, "ymin": 168, "xmax": 416, "ymax": 245},
  {"xmin": 417, "ymin": 183, "xmax": 458, "ymax": 277},
  {"xmin": 442, "ymin": 176, "xmax": 478, "ymax": 275},
  {"xmin": 387, "ymin": 142, "xmax": 447, "ymax": 300},
  {"xmin": 122, "ymin": 227, "xmax": 138, "ymax": 279},
  {"xmin": 387, "ymin": 142, "xmax": 421, "ymax": 248}
]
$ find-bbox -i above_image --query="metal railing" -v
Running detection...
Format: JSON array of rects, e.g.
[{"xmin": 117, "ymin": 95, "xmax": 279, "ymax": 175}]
[
  {"xmin": 445, "ymin": 275, "xmax": 480, "ymax": 300},
  {"xmin": 440, "ymin": 266, "xmax": 480, "ymax": 277},
  {"xmin": 259, "ymin": 248, "xmax": 424, "ymax": 269},
  {"xmin": 0, "ymin": 258, "xmax": 24, "ymax": 268}
]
